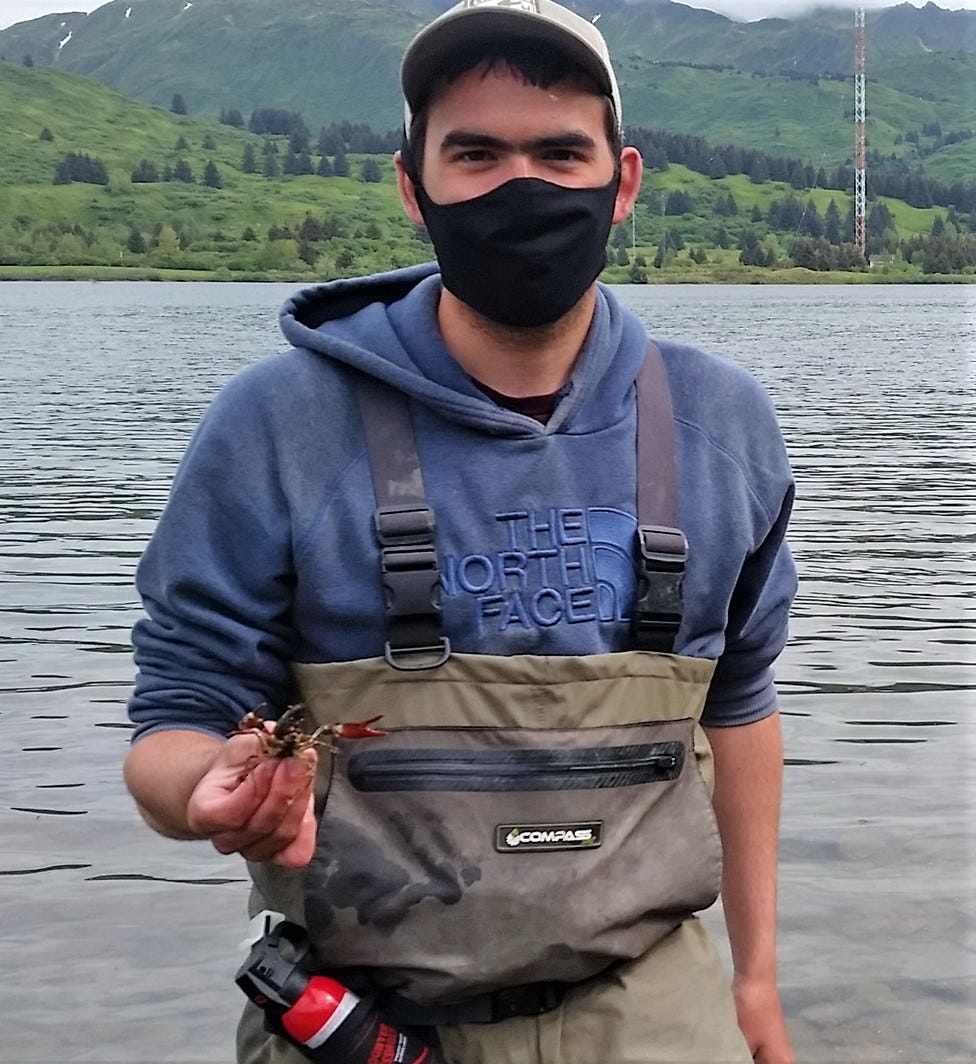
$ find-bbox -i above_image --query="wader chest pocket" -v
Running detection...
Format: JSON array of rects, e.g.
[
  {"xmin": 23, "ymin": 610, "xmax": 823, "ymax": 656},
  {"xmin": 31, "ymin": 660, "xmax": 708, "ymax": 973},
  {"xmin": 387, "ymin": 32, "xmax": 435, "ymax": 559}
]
[
  {"xmin": 306, "ymin": 719, "xmax": 721, "ymax": 1003},
  {"xmin": 346, "ymin": 742, "xmax": 685, "ymax": 792}
]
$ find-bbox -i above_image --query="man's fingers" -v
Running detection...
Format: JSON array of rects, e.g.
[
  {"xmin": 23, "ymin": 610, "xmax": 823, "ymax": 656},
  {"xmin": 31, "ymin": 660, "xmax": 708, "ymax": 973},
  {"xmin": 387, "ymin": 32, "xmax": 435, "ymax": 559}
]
[{"xmin": 211, "ymin": 756, "xmax": 316, "ymax": 862}]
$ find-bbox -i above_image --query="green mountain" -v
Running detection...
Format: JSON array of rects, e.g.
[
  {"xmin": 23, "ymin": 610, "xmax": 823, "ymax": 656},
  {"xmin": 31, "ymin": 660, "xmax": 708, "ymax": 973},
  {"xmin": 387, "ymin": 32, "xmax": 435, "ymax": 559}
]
[{"xmin": 2, "ymin": 0, "xmax": 973, "ymax": 180}]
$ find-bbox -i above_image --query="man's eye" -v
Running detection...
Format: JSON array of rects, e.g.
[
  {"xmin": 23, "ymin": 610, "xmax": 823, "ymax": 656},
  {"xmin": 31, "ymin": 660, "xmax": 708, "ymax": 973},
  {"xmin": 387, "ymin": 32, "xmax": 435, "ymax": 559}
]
[{"xmin": 544, "ymin": 149, "xmax": 584, "ymax": 162}]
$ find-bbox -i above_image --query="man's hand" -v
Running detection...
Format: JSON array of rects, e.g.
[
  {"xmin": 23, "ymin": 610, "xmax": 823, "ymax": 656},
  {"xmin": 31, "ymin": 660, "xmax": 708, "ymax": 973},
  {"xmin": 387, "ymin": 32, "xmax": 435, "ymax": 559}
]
[
  {"xmin": 187, "ymin": 731, "xmax": 318, "ymax": 867},
  {"xmin": 733, "ymin": 973, "xmax": 795, "ymax": 1064},
  {"xmin": 123, "ymin": 726, "xmax": 318, "ymax": 868},
  {"xmin": 705, "ymin": 712, "xmax": 794, "ymax": 1064}
]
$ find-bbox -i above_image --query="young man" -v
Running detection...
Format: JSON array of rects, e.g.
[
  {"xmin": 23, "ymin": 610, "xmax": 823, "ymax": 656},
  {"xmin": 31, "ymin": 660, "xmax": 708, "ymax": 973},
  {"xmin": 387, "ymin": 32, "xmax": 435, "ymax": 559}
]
[{"xmin": 124, "ymin": 2, "xmax": 796, "ymax": 1062}]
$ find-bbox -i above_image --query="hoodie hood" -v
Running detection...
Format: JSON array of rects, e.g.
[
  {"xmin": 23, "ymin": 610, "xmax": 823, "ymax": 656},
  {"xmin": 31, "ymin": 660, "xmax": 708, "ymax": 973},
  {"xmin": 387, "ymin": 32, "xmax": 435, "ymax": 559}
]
[{"xmin": 279, "ymin": 263, "xmax": 649, "ymax": 437}]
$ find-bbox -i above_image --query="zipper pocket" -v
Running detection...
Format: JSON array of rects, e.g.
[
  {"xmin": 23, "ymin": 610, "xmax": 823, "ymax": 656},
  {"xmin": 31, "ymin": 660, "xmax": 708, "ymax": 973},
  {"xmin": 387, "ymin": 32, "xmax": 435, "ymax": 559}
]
[{"xmin": 346, "ymin": 742, "xmax": 685, "ymax": 793}]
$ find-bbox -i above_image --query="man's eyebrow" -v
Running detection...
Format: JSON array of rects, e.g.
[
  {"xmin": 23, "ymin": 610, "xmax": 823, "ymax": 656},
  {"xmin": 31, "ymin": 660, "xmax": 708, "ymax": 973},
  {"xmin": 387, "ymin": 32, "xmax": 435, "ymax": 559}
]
[{"xmin": 438, "ymin": 130, "xmax": 598, "ymax": 153}]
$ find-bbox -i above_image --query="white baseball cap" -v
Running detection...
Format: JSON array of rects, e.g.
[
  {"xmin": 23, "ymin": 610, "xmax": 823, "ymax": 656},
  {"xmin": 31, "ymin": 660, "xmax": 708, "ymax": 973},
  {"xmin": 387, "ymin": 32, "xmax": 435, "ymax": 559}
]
[{"xmin": 401, "ymin": 0, "xmax": 622, "ymax": 136}]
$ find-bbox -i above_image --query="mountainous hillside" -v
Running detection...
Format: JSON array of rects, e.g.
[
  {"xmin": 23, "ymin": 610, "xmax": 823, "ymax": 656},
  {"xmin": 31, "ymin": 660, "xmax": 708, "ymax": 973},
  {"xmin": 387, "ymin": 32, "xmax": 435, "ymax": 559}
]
[
  {"xmin": 1, "ymin": 58, "xmax": 969, "ymax": 284},
  {"xmin": 1, "ymin": 0, "xmax": 973, "ymax": 179}
]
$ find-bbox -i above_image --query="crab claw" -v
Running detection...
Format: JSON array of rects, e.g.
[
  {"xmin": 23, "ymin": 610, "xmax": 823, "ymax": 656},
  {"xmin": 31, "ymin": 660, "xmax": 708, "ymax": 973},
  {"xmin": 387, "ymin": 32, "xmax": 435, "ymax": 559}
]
[{"xmin": 333, "ymin": 714, "xmax": 387, "ymax": 740}]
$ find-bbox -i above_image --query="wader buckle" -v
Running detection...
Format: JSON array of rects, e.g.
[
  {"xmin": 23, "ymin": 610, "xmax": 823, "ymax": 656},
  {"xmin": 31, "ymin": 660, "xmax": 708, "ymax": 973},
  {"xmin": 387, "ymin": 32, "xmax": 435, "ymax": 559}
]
[
  {"xmin": 489, "ymin": 981, "xmax": 565, "ymax": 1022},
  {"xmin": 375, "ymin": 505, "xmax": 450, "ymax": 670},
  {"xmin": 632, "ymin": 524, "xmax": 686, "ymax": 653}
]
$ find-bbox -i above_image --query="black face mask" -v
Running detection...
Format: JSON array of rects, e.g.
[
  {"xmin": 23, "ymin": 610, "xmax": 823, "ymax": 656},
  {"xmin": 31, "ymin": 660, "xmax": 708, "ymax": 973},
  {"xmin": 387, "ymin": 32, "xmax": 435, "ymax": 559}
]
[{"xmin": 415, "ymin": 176, "xmax": 619, "ymax": 329}]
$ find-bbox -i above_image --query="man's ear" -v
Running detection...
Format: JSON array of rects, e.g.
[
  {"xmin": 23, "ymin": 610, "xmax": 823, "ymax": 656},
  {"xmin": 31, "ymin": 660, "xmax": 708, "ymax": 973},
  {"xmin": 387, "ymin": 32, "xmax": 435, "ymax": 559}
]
[
  {"xmin": 612, "ymin": 145, "xmax": 643, "ymax": 226},
  {"xmin": 395, "ymin": 150, "xmax": 424, "ymax": 226}
]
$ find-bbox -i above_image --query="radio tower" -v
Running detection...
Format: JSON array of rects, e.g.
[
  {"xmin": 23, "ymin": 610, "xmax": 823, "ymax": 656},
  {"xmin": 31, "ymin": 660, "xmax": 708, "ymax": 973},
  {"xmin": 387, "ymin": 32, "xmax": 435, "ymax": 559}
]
[{"xmin": 854, "ymin": 5, "xmax": 867, "ymax": 257}]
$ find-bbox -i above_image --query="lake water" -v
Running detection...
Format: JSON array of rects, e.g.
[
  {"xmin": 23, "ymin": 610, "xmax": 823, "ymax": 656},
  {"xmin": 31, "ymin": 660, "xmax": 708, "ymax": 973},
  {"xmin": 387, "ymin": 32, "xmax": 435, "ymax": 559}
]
[{"xmin": 1, "ymin": 280, "xmax": 973, "ymax": 1062}]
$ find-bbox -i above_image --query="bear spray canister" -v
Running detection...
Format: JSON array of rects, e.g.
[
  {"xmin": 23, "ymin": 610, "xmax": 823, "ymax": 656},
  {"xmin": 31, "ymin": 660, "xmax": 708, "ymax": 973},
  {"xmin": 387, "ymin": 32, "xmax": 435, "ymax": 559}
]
[{"xmin": 236, "ymin": 919, "xmax": 444, "ymax": 1064}]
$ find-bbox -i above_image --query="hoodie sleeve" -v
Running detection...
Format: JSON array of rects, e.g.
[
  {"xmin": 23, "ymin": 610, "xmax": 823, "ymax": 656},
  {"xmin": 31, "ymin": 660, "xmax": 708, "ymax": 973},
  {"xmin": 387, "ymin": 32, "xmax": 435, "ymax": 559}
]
[
  {"xmin": 127, "ymin": 364, "xmax": 298, "ymax": 742},
  {"xmin": 700, "ymin": 485, "xmax": 797, "ymax": 728}
]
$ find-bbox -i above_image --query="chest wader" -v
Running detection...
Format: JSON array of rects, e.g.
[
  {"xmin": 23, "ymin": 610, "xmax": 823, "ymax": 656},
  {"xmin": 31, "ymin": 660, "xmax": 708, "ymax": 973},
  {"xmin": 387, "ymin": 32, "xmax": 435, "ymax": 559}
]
[{"xmin": 240, "ymin": 346, "xmax": 731, "ymax": 1063}]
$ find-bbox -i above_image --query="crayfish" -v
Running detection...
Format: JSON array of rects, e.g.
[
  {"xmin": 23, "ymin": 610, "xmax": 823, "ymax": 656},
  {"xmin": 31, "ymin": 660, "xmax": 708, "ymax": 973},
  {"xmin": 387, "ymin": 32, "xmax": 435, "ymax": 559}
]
[{"xmin": 228, "ymin": 703, "xmax": 386, "ymax": 781}]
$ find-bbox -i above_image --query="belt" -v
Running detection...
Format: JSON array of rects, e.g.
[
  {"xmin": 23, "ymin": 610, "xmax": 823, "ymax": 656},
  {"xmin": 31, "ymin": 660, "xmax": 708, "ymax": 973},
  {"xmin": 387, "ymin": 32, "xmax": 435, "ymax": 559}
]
[{"xmin": 379, "ymin": 980, "xmax": 567, "ymax": 1026}]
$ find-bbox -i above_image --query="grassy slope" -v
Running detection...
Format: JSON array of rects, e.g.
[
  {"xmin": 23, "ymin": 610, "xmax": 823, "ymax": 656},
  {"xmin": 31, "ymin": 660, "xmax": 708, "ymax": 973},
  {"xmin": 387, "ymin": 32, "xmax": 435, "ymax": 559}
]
[{"xmin": 0, "ymin": 62, "xmax": 427, "ymax": 278}]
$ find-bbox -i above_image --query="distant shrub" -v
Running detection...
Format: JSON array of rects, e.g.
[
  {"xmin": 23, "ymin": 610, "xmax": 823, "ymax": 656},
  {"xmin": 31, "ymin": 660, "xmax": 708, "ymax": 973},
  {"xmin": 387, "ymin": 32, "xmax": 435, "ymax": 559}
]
[
  {"xmin": 39, "ymin": 127, "xmax": 54, "ymax": 142},
  {"xmin": 53, "ymin": 153, "xmax": 109, "ymax": 186},
  {"xmin": 220, "ymin": 108, "xmax": 244, "ymax": 128},
  {"xmin": 131, "ymin": 159, "xmax": 161, "ymax": 183},
  {"xmin": 171, "ymin": 94, "xmax": 188, "ymax": 115}
]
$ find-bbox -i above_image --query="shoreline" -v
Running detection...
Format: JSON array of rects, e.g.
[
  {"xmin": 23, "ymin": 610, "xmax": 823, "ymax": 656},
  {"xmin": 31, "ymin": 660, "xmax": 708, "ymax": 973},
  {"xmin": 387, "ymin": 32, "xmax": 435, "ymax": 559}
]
[{"xmin": 0, "ymin": 264, "xmax": 972, "ymax": 284}]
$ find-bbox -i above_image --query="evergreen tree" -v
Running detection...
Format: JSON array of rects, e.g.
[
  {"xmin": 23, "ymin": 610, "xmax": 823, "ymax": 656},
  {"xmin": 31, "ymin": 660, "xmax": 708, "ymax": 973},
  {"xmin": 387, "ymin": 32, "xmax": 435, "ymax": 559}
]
[
  {"xmin": 171, "ymin": 94, "xmax": 188, "ymax": 115},
  {"xmin": 316, "ymin": 155, "xmax": 333, "ymax": 177},
  {"xmin": 867, "ymin": 202, "xmax": 895, "ymax": 239},
  {"xmin": 707, "ymin": 155, "xmax": 727, "ymax": 180},
  {"xmin": 175, "ymin": 135, "xmax": 189, "ymax": 151},
  {"xmin": 749, "ymin": 156, "xmax": 769, "ymax": 184},
  {"xmin": 39, "ymin": 127, "xmax": 53, "ymax": 142},
  {"xmin": 263, "ymin": 152, "xmax": 280, "ymax": 178},
  {"xmin": 242, "ymin": 143, "xmax": 258, "ymax": 173},
  {"xmin": 203, "ymin": 160, "xmax": 222, "ymax": 188},
  {"xmin": 23, "ymin": 54, "xmax": 34, "ymax": 67},
  {"xmin": 173, "ymin": 159, "xmax": 194, "ymax": 183},
  {"xmin": 289, "ymin": 125, "xmax": 312, "ymax": 154},
  {"xmin": 332, "ymin": 149, "xmax": 349, "ymax": 177},
  {"xmin": 53, "ymin": 153, "xmax": 109, "ymax": 186},
  {"xmin": 715, "ymin": 224, "xmax": 730, "ymax": 249},
  {"xmin": 799, "ymin": 199, "xmax": 824, "ymax": 238},
  {"xmin": 127, "ymin": 226, "xmax": 147, "ymax": 254},
  {"xmin": 824, "ymin": 200, "xmax": 842, "ymax": 244},
  {"xmin": 665, "ymin": 190, "xmax": 694, "ymax": 215},
  {"xmin": 202, "ymin": 133, "xmax": 217, "ymax": 151},
  {"xmin": 360, "ymin": 158, "xmax": 382, "ymax": 183},
  {"xmin": 714, "ymin": 192, "xmax": 738, "ymax": 217},
  {"xmin": 220, "ymin": 108, "xmax": 244, "ymax": 127}
]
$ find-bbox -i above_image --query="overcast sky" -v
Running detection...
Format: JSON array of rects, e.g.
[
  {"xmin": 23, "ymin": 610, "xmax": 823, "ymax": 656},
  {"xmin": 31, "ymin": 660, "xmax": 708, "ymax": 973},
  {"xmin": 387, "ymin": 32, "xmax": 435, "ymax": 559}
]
[{"xmin": 2, "ymin": 0, "xmax": 976, "ymax": 33}]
